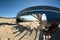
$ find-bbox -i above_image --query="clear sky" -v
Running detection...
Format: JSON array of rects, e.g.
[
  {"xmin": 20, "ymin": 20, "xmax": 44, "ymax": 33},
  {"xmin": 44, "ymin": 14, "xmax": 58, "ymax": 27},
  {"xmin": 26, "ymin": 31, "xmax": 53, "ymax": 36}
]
[{"xmin": 0, "ymin": 0, "xmax": 60, "ymax": 17}]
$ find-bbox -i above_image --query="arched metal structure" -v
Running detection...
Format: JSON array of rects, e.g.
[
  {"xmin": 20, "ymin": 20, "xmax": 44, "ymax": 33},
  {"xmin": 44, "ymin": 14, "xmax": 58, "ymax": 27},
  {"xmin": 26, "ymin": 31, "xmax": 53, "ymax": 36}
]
[
  {"xmin": 16, "ymin": 6, "xmax": 60, "ymax": 40},
  {"xmin": 16, "ymin": 6, "xmax": 60, "ymax": 24}
]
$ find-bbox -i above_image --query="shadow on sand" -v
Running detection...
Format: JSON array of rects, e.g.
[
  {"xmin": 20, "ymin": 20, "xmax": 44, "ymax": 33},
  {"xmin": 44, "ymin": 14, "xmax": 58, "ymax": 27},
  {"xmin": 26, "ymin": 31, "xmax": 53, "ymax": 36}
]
[
  {"xmin": 13, "ymin": 25, "xmax": 60, "ymax": 40},
  {"xmin": 0, "ymin": 22, "xmax": 60, "ymax": 40},
  {"xmin": 13, "ymin": 25, "xmax": 33, "ymax": 40},
  {"xmin": 0, "ymin": 23, "xmax": 16, "ymax": 25}
]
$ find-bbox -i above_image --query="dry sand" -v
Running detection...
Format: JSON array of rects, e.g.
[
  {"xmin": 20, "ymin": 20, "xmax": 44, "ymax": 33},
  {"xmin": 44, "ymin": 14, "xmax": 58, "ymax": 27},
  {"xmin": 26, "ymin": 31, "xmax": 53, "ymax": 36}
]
[
  {"xmin": 0, "ymin": 18, "xmax": 60, "ymax": 40},
  {"xmin": 0, "ymin": 18, "xmax": 40, "ymax": 40}
]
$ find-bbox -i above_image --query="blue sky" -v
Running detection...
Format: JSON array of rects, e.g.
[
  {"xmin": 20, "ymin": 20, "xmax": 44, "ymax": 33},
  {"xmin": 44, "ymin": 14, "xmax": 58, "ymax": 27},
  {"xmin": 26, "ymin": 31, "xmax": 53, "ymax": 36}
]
[{"xmin": 0, "ymin": 0, "xmax": 60, "ymax": 17}]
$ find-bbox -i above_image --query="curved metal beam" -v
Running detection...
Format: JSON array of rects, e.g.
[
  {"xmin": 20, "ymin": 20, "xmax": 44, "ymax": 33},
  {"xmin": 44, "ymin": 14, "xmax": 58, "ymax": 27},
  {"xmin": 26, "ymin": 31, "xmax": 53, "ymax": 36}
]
[
  {"xmin": 16, "ymin": 6, "xmax": 60, "ymax": 24},
  {"xmin": 19, "ymin": 6, "xmax": 60, "ymax": 14}
]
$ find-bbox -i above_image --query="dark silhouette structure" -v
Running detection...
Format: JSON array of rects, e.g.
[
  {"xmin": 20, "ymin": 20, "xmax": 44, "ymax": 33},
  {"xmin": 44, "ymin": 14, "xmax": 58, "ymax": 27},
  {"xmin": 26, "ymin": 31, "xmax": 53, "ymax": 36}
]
[
  {"xmin": 16, "ymin": 6, "xmax": 60, "ymax": 25},
  {"xmin": 16, "ymin": 6, "xmax": 60, "ymax": 40}
]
